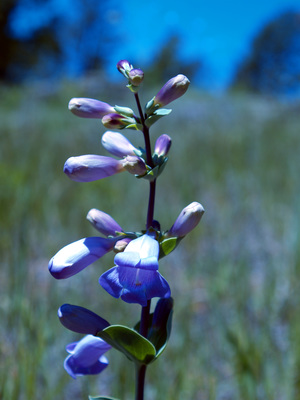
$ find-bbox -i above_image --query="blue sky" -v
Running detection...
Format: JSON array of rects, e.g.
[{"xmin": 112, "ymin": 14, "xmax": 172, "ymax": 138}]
[
  {"xmin": 9, "ymin": 0, "xmax": 300, "ymax": 88},
  {"xmin": 111, "ymin": 0, "xmax": 300, "ymax": 88}
]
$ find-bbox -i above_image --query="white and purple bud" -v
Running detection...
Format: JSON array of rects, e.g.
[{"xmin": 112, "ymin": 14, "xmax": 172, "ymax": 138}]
[
  {"xmin": 117, "ymin": 59, "xmax": 133, "ymax": 78},
  {"xmin": 68, "ymin": 98, "xmax": 115, "ymax": 118},
  {"xmin": 122, "ymin": 155, "xmax": 147, "ymax": 176},
  {"xmin": 102, "ymin": 113, "xmax": 135, "ymax": 130},
  {"xmin": 127, "ymin": 68, "xmax": 144, "ymax": 87},
  {"xmin": 146, "ymin": 75, "xmax": 190, "ymax": 114},
  {"xmin": 167, "ymin": 202, "xmax": 204, "ymax": 237},
  {"xmin": 64, "ymin": 155, "xmax": 125, "ymax": 182},
  {"xmin": 154, "ymin": 134, "xmax": 172, "ymax": 157},
  {"xmin": 101, "ymin": 131, "xmax": 138, "ymax": 158},
  {"xmin": 87, "ymin": 208, "xmax": 123, "ymax": 236}
]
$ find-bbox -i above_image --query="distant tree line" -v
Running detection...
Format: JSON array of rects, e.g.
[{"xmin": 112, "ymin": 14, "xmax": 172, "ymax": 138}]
[
  {"xmin": 0, "ymin": 0, "xmax": 120, "ymax": 81},
  {"xmin": 1, "ymin": 2, "xmax": 300, "ymax": 96},
  {"xmin": 232, "ymin": 10, "xmax": 300, "ymax": 95}
]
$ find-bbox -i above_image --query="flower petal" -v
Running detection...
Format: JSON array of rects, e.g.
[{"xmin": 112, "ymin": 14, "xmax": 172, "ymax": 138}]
[
  {"xmin": 86, "ymin": 208, "xmax": 123, "ymax": 236},
  {"xmin": 58, "ymin": 304, "xmax": 110, "ymax": 334},
  {"xmin": 48, "ymin": 237, "xmax": 116, "ymax": 279},
  {"xmin": 64, "ymin": 155, "xmax": 125, "ymax": 182},
  {"xmin": 68, "ymin": 98, "xmax": 114, "ymax": 118},
  {"xmin": 101, "ymin": 131, "xmax": 137, "ymax": 158},
  {"xmin": 99, "ymin": 266, "xmax": 170, "ymax": 307},
  {"xmin": 64, "ymin": 335, "xmax": 110, "ymax": 379}
]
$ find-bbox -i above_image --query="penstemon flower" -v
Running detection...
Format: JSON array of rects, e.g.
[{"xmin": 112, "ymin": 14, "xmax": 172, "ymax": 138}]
[
  {"xmin": 48, "ymin": 236, "xmax": 118, "ymax": 279},
  {"xmin": 63, "ymin": 155, "xmax": 126, "ymax": 182},
  {"xmin": 68, "ymin": 98, "xmax": 115, "ymax": 118},
  {"xmin": 49, "ymin": 59, "xmax": 204, "ymax": 400},
  {"xmin": 145, "ymin": 74, "xmax": 190, "ymax": 115},
  {"xmin": 101, "ymin": 131, "xmax": 140, "ymax": 158},
  {"xmin": 99, "ymin": 233, "xmax": 171, "ymax": 306},
  {"xmin": 167, "ymin": 202, "xmax": 205, "ymax": 237}
]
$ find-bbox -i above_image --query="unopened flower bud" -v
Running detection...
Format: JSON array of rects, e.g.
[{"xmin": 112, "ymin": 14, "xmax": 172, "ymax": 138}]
[
  {"xmin": 87, "ymin": 208, "xmax": 123, "ymax": 236},
  {"xmin": 102, "ymin": 113, "xmax": 135, "ymax": 130},
  {"xmin": 64, "ymin": 155, "xmax": 125, "ymax": 182},
  {"xmin": 117, "ymin": 60, "xmax": 133, "ymax": 78},
  {"xmin": 101, "ymin": 131, "xmax": 138, "ymax": 158},
  {"xmin": 122, "ymin": 156, "xmax": 147, "ymax": 176},
  {"xmin": 68, "ymin": 98, "xmax": 114, "ymax": 118},
  {"xmin": 168, "ymin": 202, "xmax": 204, "ymax": 237},
  {"xmin": 127, "ymin": 68, "xmax": 144, "ymax": 86},
  {"xmin": 147, "ymin": 75, "xmax": 190, "ymax": 113},
  {"xmin": 154, "ymin": 134, "xmax": 172, "ymax": 157}
]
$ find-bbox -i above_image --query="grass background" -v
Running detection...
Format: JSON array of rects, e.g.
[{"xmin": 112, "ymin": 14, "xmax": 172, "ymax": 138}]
[{"xmin": 1, "ymin": 77, "xmax": 300, "ymax": 400}]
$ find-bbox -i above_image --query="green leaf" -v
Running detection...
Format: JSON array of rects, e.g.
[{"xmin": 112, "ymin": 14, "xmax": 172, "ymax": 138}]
[
  {"xmin": 148, "ymin": 298, "xmax": 174, "ymax": 359},
  {"xmin": 133, "ymin": 298, "xmax": 174, "ymax": 361},
  {"xmin": 159, "ymin": 237, "xmax": 178, "ymax": 257},
  {"xmin": 97, "ymin": 325, "xmax": 156, "ymax": 365},
  {"xmin": 144, "ymin": 109, "xmax": 172, "ymax": 128},
  {"xmin": 89, "ymin": 396, "xmax": 119, "ymax": 400},
  {"xmin": 114, "ymin": 105, "xmax": 134, "ymax": 117}
]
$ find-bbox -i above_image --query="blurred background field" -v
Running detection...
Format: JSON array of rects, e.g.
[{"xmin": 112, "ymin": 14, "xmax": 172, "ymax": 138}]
[
  {"xmin": 1, "ymin": 1, "xmax": 300, "ymax": 399},
  {"xmin": 1, "ymin": 78, "xmax": 300, "ymax": 400}
]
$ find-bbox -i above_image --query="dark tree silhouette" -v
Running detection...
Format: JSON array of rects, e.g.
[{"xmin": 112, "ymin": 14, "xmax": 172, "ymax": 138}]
[
  {"xmin": 232, "ymin": 10, "xmax": 300, "ymax": 95},
  {"xmin": 142, "ymin": 35, "xmax": 203, "ymax": 87},
  {"xmin": 1, "ymin": 0, "xmax": 120, "ymax": 81}
]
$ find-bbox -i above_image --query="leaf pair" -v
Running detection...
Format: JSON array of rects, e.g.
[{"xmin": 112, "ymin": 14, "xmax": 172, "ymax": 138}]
[{"xmin": 96, "ymin": 297, "xmax": 174, "ymax": 365}]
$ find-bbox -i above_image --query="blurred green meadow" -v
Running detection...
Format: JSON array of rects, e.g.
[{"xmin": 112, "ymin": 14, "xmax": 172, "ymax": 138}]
[{"xmin": 1, "ymin": 77, "xmax": 300, "ymax": 400}]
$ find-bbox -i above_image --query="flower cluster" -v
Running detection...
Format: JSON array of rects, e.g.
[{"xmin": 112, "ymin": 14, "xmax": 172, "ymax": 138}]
[{"xmin": 49, "ymin": 60, "xmax": 204, "ymax": 388}]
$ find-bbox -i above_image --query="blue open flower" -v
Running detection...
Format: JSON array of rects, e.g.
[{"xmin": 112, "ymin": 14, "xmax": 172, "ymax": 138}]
[
  {"xmin": 99, "ymin": 233, "xmax": 170, "ymax": 306},
  {"xmin": 64, "ymin": 335, "xmax": 111, "ymax": 379}
]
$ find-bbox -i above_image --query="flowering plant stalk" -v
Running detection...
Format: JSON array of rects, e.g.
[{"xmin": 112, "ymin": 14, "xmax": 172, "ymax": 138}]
[{"xmin": 49, "ymin": 60, "xmax": 204, "ymax": 400}]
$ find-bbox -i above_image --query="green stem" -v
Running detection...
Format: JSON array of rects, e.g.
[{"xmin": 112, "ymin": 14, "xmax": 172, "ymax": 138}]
[
  {"xmin": 135, "ymin": 364, "xmax": 147, "ymax": 400},
  {"xmin": 133, "ymin": 91, "xmax": 158, "ymax": 400}
]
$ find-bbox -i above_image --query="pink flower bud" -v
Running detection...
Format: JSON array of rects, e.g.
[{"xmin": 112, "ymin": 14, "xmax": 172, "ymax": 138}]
[{"xmin": 68, "ymin": 98, "xmax": 114, "ymax": 118}]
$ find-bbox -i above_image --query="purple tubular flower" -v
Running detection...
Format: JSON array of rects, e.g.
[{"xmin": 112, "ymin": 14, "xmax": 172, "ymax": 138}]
[
  {"xmin": 86, "ymin": 208, "xmax": 123, "ymax": 236},
  {"xmin": 58, "ymin": 304, "xmax": 110, "ymax": 335},
  {"xmin": 48, "ymin": 237, "xmax": 117, "ymax": 279},
  {"xmin": 153, "ymin": 74, "xmax": 190, "ymax": 108},
  {"xmin": 101, "ymin": 131, "xmax": 138, "ymax": 158},
  {"xmin": 64, "ymin": 335, "xmax": 111, "ymax": 379},
  {"xmin": 68, "ymin": 98, "xmax": 115, "ymax": 118},
  {"xmin": 64, "ymin": 155, "xmax": 125, "ymax": 182},
  {"xmin": 154, "ymin": 134, "xmax": 172, "ymax": 157},
  {"xmin": 127, "ymin": 68, "xmax": 144, "ymax": 86},
  {"xmin": 99, "ymin": 234, "xmax": 171, "ymax": 306},
  {"xmin": 168, "ymin": 202, "xmax": 205, "ymax": 237}
]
